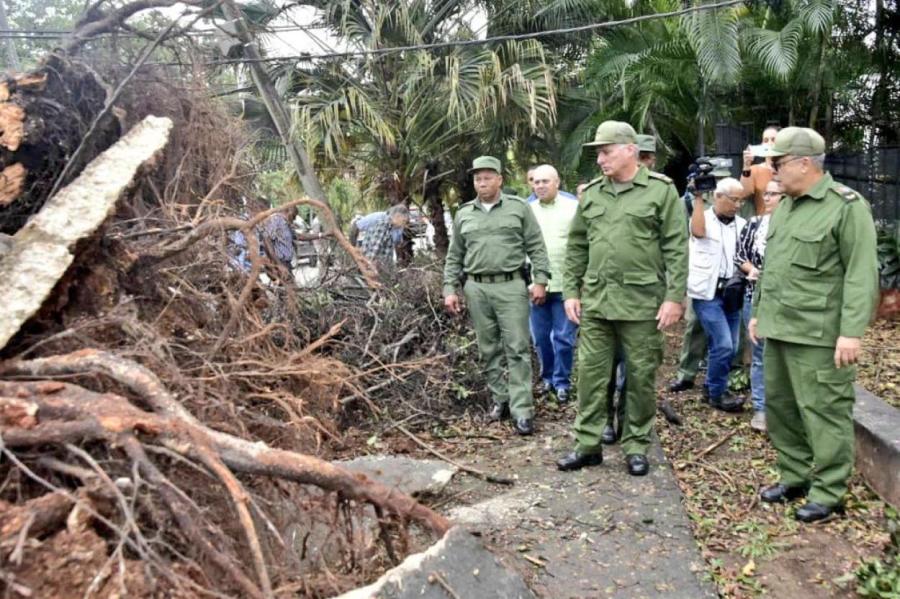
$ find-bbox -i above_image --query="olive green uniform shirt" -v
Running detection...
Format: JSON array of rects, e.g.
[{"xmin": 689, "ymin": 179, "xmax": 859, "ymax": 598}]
[
  {"xmin": 563, "ymin": 167, "xmax": 688, "ymax": 320},
  {"xmin": 753, "ymin": 173, "xmax": 879, "ymax": 347},
  {"xmin": 443, "ymin": 194, "xmax": 551, "ymax": 297}
]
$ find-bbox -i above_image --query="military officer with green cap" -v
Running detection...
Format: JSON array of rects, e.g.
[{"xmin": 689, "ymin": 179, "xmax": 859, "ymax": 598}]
[
  {"xmin": 636, "ymin": 134, "xmax": 657, "ymax": 169},
  {"xmin": 443, "ymin": 155, "xmax": 552, "ymax": 435},
  {"xmin": 601, "ymin": 132, "xmax": 656, "ymax": 444},
  {"xmin": 749, "ymin": 127, "xmax": 878, "ymax": 523},
  {"xmin": 557, "ymin": 121, "xmax": 688, "ymax": 475}
]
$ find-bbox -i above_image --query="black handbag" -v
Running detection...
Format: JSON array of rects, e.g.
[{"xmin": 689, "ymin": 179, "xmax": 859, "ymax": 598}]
[
  {"xmin": 715, "ymin": 220, "xmax": 746, "ymax": 312},
  {"xmin": 718, "ymin": 274, "xmax": 746, "ymax": 313}
]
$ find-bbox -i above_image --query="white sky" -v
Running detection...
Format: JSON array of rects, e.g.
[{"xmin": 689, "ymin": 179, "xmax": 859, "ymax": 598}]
[{"xmin": 158, "ymin": 2, "xmax": 487, "ymax": 58}]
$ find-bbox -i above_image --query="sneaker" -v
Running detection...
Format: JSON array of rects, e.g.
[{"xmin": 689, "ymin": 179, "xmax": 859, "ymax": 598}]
[
  {"xmin": 750, "ymin": 411, "xmax": 766, "ymax": 432},
  {"xmin": 539, "ymin": 381, "xmax": 555, "ymax": 398}
]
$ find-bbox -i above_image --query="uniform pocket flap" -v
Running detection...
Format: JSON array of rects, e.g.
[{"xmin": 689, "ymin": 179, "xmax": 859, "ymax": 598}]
[
  {"xmin": 791, "ymin": 231, "xmax": 826, "ymax": 243},
  {"xmin": 816, "ymin": 367, "xmax": 856, "ymax": 384},
  {"xmin": 624, "ymin": 205, "xmax": 655, "ymax": 218},
  {"xmin": 781, "ymin": 288, "xmax": 827, "ymax": 310},
  {"xmin": 495, "ymin": 216, "xmax": 521, "ymax": 229},
  {"xmin": 582, "ymin": 204, "xmax": 606, "ymax": 219},
  {"xmin": 585, "ymin": 272, "xmax": 600, "ymax": 284},
  {"xmin": 623, "ymin": 272, "xmax": 659, "ymax": 286}
]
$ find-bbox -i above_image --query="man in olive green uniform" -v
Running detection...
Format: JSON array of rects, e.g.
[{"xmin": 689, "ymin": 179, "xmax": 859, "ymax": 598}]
[
  {"xmin": 749, "ymin": 127, "xmax": 878, "ymax": 523},
  {"xmin": 557, "ymin": 122, "xmax": 688, "ymax": 475},
  {"xmin": 601, "ymin": 132, "xmax": 657, "ymax": 444},
  {"xmin": 443, "ymin": 156, "xmax": 551, "ymax": 436}
]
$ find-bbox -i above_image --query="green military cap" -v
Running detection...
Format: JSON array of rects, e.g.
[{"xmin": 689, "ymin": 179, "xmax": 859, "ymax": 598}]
[
  {"xmin": 584, "ymin": 120, "xmax": 637, "ymax": 147},
  {"xmin": 636, "ymin": 134, "xmax": 656, "ymax": 153},
  {"xmin": 468, "ymin": 155, "xmax": 502, "ymax": 173},
  {"xmin": 767, "ymin": 127, "xmax": 826, "ymax": 157}
]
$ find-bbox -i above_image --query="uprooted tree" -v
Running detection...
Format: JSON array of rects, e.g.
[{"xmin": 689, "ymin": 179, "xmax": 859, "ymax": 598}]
[{"xmin": 0, "ymin": 4, "xmax": 492, "ymax": 597}]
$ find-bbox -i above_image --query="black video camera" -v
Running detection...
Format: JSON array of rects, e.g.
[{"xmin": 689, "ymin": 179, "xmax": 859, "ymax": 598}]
[{"xmin": 686, "ymin": 157, "xmax": 717, "ymax": 193}]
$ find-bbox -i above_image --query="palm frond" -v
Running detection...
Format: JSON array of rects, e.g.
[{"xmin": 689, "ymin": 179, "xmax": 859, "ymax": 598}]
[
  {"xmin": 796, "ymin": 0, "xmax": 834, "ymax": 35},
  {"xmin": 743, "ymin": 18, "xmax": 803, "ymax": 81},
  {"xmin": 682, "ymin": 6, "xmax": 742, "ymax": 85}
]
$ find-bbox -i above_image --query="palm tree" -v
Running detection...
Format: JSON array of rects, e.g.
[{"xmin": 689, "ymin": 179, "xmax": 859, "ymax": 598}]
[{"xmin": 278, "ymin": 0, "xmax": 558, "ymax": 256}]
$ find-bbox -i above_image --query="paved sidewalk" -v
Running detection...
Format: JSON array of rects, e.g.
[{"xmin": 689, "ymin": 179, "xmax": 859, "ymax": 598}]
[{"xmin": 448, "ymin": 416, "xmax": 716, "ymax": 598}]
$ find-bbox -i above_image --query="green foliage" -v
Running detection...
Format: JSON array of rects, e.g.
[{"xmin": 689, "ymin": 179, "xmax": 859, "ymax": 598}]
[
  {"xmin": 281, "ymin": 0, "xmax": 558, "ymax": 214},
  {"xmin": 735, "ymin": 522, "xmax": 785, "ymax": 559},
  {"xmin": 255, "ymin": 168, "xmax": 302, "ymax": 206},
  {"xmin": 835, "ymin": 506, "xmax": 900, "ymax": 598},
  {"xmin": 326, "ymin": 177, "xmax": 371, "ymax": 228},
  {"xmin": 728, "ymin": 368, "xmax": 750, "ymax": 393},
  {"xmin": 877, "ymin": 222, "xmax": 900, "ymax": 290}
]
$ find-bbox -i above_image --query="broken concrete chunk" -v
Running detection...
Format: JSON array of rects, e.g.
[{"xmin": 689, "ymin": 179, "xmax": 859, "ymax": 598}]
[
  {"xmin": 340, "ymin": 455, "xmax": 458, "ymax": 497},
  {"xmin": 0, "ymin": 115, "xmax": 173, "ymax": 350},
  {"xmin": 335, "ymin": 526, "xmax": 535, "ymax": 599}
]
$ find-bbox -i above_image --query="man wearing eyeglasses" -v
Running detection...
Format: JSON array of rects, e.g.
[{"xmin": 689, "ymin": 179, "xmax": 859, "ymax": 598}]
[{"xmin": 748, "ymin": 127, "xmax": 879, "ymax": 523}]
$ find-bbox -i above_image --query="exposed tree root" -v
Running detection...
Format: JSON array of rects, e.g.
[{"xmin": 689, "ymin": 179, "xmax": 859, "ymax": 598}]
[{"xmin": 0, "ymin": 352, "xmax": 450, "ymax": 544}]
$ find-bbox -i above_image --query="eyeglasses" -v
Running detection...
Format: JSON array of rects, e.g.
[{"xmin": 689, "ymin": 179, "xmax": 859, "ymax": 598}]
[
  {"xmin": 772, "ymin": 156, "xmax": 804, "ymax": 172},
  {"xmin": 725, "ymin": 195, "xmax": 745, "ymax": 202},
  {"xmin": 763, "ymin": 191, "xmax": 782, "ymax": 196}
]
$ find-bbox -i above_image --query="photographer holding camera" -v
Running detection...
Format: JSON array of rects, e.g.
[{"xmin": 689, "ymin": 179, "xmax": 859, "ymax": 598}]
[
  {"xmin": 670, "ymin": 157, "xmax": 741, "ymax": 394},
  {"xmin": 686, "ymin": 176, "xmax": 747, "ymax": 413}
]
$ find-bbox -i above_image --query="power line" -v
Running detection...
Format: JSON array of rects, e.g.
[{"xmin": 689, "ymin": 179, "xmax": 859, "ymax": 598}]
[
  {"xmin": 0, "ymin": 23, "xmax": 330, "ymax": 38},
  {"xmin": 149, "ymin": 0, "xmax": 745, "ymax": 67}
]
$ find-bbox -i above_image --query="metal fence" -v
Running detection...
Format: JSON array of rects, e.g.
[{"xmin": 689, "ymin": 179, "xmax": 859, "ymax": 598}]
[{"xmin": 713, "ymin": 123, "xmax": 900, "ymax": 222}]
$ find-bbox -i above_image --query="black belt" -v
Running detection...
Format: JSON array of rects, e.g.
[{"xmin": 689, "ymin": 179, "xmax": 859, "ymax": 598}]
[{"xmin": 470, "ymin": 271, "xmax": 521, "ymax": 283}]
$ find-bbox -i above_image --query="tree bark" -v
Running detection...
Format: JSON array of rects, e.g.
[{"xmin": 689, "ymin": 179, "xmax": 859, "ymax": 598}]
[{"xmin": 424, "ymin": 162, "xmax": 448, "ymax": 257}]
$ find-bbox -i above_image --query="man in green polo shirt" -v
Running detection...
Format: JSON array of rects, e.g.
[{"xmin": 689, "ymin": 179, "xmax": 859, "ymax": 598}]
[
  {"xmin": 528, "ymin": 164, "xmax": 580, "ymax": 403},
  {"xmin": 749, "ymin": 127, "xmax": 878, "ymax": 522},
  {"xmin": 558, "ymin": 121, "xmax": 688, "ymax": 476},
  {"xmin": 443, "ymin": 156, "xmax": 552, "ymax": 435}
]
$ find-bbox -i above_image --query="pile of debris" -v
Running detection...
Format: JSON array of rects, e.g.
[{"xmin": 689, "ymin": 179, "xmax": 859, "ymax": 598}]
[{"xmin": 0, "ymin": 47, "xmax": 489, "ymax": 597}]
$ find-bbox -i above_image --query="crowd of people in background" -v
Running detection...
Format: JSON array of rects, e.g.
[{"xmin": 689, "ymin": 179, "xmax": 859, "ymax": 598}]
[{"xmin": 442, "ymin": 122, "xmax": 879, "ymax": 524}]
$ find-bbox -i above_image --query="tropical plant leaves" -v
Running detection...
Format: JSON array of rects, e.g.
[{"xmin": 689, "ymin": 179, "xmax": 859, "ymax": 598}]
[
  {"xmin": 743, "ymin": 18, "xmax": 803, "ymax": 81},
  {"xmin": 682, "ymin": 5, "xmax": 743, "ymax": 85}
]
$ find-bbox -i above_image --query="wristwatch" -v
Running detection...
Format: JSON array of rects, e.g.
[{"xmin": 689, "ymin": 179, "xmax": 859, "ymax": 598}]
[{"xmin": 741, "ymin": 169, "xmax": 751, "ymax": 177}]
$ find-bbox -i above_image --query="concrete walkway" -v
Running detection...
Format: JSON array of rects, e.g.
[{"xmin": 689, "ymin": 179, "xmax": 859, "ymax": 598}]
[{"xmin": 446, "ymin": 415, "xmax": 716, "ymax": 598}]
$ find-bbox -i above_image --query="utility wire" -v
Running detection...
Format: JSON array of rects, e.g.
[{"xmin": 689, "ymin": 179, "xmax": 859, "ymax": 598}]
[
  {"xmin": 148, "ymin": 0, "xmax": 745, "ymax": 67},
  {"xmin": 0, "ymin": 23, "xmax": 329, "ymax": 38}
]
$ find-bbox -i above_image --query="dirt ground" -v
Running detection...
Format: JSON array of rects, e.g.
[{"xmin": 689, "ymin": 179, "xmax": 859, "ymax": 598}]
[
  {"xmin": 367, "ymin": 319, "xmax": 897, "ymax": 598},
  {"xmin": 655, "ymin": 323, "xmax": 894, "ymax": 598},
  {"xmin": 859, "ymin": 319, "xmax": 900, "ymax": 409}
]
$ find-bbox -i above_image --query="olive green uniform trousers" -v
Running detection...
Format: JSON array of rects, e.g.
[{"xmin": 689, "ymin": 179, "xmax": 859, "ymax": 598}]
[
  {"xmin": 463, "ymin": 278, "xmax": 534, "ymax": 419},
  {"xmin": 575, "ymin": 317, "xmax": 662, "ymax": 456},
  {"xmin": 765, "ymin": 339, "xmax": 856, "ymax": 506}
]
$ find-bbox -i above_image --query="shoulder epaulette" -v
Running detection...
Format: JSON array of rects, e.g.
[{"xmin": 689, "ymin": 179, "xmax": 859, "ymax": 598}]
[
  {"xmin": 583, "ymin": 176, "xmax": 605, "ymax": 191},
  {"xmin": 833, "ymin": 183, "xmax": 862, "ymax": 203},
  {"xmin": 503, "ymin": 194, "xmax": 527, "ymax": 203},
  {"xmin": 647, "ymin": 171, "xmax": 673, "ymax": 184}
]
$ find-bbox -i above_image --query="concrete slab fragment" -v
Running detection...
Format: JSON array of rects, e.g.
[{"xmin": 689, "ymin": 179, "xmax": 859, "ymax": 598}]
[
  {"xmin": 0, "ymin": 115, "xmax": 173, "ymax": 350},
  {"xmin": 854, "ymin": 384, "xmax": 900, "ymax": 507},
  {"xmin": 335, "ymin": 526, "xmax": 534, "ymax": 599},
  {"xmin": 340, "ymin": 455, "xmax": 458, "ymax": 497}
]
